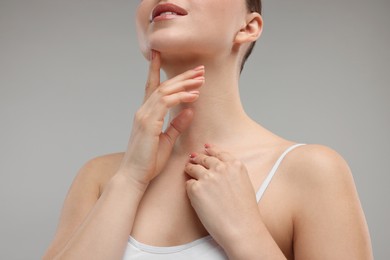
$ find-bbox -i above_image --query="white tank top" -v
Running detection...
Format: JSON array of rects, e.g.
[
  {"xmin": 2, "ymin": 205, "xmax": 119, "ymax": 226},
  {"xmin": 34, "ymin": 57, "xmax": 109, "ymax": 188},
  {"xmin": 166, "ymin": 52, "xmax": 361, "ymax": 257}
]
[{"xmin": 122, "ymin": 143, "xmax": 306, "ymax": 259}]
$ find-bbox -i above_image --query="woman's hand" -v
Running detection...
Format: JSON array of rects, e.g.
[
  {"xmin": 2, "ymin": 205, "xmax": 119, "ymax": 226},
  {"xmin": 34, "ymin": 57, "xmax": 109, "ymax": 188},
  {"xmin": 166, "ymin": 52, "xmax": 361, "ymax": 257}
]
[
  {"xmin": 118, "ymin": 51, "xmax": 205, "ymax": 187},
  {"xmin": 185, "ymin": 144, "xmax": 263, "ymax": 250}
]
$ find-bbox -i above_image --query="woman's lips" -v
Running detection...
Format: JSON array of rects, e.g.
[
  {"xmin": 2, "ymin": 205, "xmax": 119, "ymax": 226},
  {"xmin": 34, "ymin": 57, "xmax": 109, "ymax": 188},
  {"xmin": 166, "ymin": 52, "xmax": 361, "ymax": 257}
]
[{"xmin": 151, "ymin": 3, "xmax": 188, "ymax": 22}]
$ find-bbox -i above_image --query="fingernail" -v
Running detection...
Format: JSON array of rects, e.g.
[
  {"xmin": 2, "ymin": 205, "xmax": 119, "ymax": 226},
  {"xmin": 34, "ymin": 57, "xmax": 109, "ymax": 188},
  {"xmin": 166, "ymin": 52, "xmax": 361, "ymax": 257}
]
[
  {"xmin": 188, "ymin": 90, "xmax": 200, "ymax": 95},
  {"xmin": 194, "ymin": 65, "xmax": 204, "ymax": 71},
  {"xmin": 204, "ymin": 144, "xmax": 211, "ymax": 149},
  {"xmin": 189, "ymin": 153, "xmax": 197, "ymax": 159}
]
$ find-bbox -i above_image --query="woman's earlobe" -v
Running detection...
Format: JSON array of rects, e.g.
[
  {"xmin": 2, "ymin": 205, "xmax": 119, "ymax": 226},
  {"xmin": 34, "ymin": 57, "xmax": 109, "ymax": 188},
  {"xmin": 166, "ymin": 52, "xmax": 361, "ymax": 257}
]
[{"xmin": 234, "ymin": 13, "xmax": 263, "ymax": 44}]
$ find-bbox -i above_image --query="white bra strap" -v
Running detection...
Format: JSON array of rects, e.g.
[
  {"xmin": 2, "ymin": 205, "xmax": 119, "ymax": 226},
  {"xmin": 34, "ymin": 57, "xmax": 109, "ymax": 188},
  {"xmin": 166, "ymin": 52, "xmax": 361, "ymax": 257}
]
[{"xmin": 255, "ymin": 143, "xmax": 306, "ymax": 203}]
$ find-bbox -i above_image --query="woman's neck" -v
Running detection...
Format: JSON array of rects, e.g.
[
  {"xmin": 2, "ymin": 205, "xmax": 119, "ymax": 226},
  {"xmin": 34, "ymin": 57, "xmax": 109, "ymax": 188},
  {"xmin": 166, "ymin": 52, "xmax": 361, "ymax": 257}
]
[{"xmin": 163, "ymin": 58, "xmax": 256, "ymax": 155}]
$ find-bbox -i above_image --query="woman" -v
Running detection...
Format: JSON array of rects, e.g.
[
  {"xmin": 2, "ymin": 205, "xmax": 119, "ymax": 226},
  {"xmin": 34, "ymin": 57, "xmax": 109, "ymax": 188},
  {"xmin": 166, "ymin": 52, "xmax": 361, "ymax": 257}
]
[{"xmin": 43, "ymin": 0, "xmax": 373, "ymax": 259}]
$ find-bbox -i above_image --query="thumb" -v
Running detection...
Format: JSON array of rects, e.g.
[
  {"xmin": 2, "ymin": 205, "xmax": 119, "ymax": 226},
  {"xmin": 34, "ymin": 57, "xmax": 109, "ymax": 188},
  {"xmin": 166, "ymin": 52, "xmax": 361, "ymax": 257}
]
[
  {"xmin": 155, "ymin": 109, "xmax": 193, "ymax": 174},
  {"xmin": 163, "ymin": 109, "xmax": 194, "ymax": 146}
]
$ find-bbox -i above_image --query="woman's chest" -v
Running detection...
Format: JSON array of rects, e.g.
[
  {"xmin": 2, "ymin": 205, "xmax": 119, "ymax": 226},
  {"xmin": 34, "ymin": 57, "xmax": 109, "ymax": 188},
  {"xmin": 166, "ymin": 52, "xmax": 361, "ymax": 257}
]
[{"xmin": 129, "ymin": 154, "xmax": 295, "ymax": 257}]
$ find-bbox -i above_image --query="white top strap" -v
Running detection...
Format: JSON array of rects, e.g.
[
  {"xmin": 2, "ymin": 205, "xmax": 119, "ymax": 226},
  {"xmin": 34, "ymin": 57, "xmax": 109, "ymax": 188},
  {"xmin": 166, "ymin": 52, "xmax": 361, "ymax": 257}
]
[{"xmin": 255, "ymin": 143, "xmax": 306, "ymax": 202}]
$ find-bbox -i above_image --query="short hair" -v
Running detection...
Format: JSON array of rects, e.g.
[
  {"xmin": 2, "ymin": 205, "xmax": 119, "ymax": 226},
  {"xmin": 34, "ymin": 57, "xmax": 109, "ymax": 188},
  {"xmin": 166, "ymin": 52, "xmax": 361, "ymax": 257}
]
[{"xmin": 240, "ymin": 0, "xmax": 262, "ymax": 73}]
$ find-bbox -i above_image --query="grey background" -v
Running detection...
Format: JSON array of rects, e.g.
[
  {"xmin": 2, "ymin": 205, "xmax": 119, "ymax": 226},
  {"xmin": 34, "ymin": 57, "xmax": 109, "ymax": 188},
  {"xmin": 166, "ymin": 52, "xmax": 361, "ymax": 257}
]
[{"xmin": 0, "ymin": 0, "xmax": 389, "ymax": 259}]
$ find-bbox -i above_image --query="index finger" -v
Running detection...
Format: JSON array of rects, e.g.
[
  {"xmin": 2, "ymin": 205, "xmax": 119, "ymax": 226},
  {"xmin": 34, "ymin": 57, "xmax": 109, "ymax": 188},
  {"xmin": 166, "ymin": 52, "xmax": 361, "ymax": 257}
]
[
  {"xmin": 204, "ymin": 144, "xmax": 235, "ymax": 162},
  {"xmin": 143, "ymin": 50, "xmax": 161, "ymax": 103}
]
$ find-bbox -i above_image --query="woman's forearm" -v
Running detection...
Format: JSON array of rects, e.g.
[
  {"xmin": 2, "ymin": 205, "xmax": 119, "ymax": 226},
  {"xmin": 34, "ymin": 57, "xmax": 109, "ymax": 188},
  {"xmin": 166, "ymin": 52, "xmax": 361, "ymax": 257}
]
[
  {"xmin": 223, "ymin": 217, "xmax": 287, "ymax": 260},
  {"xmin": 53, "ymin": 174, "xmax": 147, "ymax": 260}
]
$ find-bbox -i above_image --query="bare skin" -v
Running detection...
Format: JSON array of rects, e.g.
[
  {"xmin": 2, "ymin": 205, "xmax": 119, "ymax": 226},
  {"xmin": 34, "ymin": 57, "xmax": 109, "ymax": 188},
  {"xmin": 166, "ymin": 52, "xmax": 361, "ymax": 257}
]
[
  {"xmin": 43, "ymin": 54, "xmax": 372, "ymax": 259},
  {"xmin": 43, "ymin": 0, "xmax": 373, "ymax": 259}
]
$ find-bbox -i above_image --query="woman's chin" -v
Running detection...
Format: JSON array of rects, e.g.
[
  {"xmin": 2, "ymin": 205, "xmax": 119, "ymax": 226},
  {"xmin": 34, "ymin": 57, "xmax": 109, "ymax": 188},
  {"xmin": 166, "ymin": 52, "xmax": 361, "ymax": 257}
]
[
  {"xmin": 141, "ymin": 45, "xmax": 205, "ymax": 64},
  {"xmin": 148, "ymin": 35, "xmax": 216, "ymax": 57}
]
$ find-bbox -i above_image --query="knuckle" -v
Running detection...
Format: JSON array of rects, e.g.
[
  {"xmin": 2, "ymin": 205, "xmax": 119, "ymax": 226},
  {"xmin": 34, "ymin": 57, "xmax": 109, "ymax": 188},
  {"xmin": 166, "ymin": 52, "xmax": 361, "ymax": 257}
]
[
  {"xmin": 157, "ymin": 87, "xmax": 167, "ymax": 96},
  {"xmin": 201, "ymin": 157, "xmax": 208, "ymax": 165},
  {"xmin": 134, "ymin": 111, "xmax": 145, "ymax": 123},
  {"xmin": 216, "ymin": 152, "xmax": 224, "ymax": 158},
  {"xmin": 203, "ymin": 171, "xmax": 212, "ymax": 180},
  {"xmin": 232, "ymin": 160, "xmax": 246, "ymax": 172},
  {"xmin": 159, "ymin": 96, "xmax": 170, "ymax": 107},
  {"xmin": 185, "ymin": 163, "xmax": 193, "ymax": 172},
  {"xmin": 215, "ymin": 162, "xmax": 225, "ymax": 172},
  {"xmin": 189, "ymin": 181, "xmax": 200, "ymax": 193}
]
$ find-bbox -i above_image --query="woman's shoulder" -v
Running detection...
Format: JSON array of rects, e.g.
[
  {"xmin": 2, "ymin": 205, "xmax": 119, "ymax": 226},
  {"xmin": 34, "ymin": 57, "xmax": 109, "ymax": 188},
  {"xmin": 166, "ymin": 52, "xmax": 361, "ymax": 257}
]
[
  {"xmin": 278, "ymin": 144, "xmax": 372, "ymax": 258},
  {"xmin": 81, "ymin": 152, "xmax": 125, "ymax": 173},
  {"xmin": 77, "ymin": 152, "xmax": 126, "ymax": 195},
  {"xmin": 279, "ymin": 143, "xmax": 357, "ymax": 208},
  {"xmin": 280, "ymin": 143, "xmax": 353, "ymax": 187},
  {"xmin": 283, "ymin": 143, "xmax": 352, "ymax": 179}
]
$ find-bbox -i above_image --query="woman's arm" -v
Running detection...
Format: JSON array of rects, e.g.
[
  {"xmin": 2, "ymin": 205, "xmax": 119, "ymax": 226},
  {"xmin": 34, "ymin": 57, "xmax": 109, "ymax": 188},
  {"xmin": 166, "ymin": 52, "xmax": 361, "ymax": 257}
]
[
  {"xmin": 43, "ymin": 51, "xmax": 205, "ymax": 259},
  {"xmin": 185, "ymin": 144, "xmax": 287, "ymax": 260},
  {"xmin": 185, "ymin": 144, "xmax": 373, "ymax": 260},
  {"xmin": 290, "ymin": 145, "xmax": 373, "ymax": 259},
  {"xmin": 42, "ymin": 156, "xmax": 148, "ymax": 260}
]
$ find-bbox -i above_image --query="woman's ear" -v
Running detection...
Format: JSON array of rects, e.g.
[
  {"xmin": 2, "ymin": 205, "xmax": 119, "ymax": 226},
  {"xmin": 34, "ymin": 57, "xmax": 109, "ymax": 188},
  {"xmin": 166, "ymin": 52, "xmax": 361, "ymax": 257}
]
[{"xmin": 234, "ymin": 13, "xmax": 263, "ymax": 44}]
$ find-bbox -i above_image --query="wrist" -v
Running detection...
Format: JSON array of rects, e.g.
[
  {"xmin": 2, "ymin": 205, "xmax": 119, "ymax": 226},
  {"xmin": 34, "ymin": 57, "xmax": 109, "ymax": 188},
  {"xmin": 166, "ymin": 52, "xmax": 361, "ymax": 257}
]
[
  {"xmin": 222, "ymin": 219, "xmax": 286, "ymax": 260},
  {"xmin": 116, "ymin": 163, "xmax": 154, "ymax": 187},
  {"xmin": 110, "ymin": 172, "xmax": 149, "ymax": 194}
]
